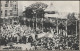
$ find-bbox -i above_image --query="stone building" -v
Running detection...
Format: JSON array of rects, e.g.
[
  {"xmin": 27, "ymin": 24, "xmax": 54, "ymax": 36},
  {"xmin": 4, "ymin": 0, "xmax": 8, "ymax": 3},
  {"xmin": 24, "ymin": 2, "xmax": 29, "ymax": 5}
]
[
  {"xmin": 1, "ymin": 0, "xmax": 18, "ymax": 17},
  {"xmin": 0, "ymin": 0, "xmax": 19, "ymax": 25}
]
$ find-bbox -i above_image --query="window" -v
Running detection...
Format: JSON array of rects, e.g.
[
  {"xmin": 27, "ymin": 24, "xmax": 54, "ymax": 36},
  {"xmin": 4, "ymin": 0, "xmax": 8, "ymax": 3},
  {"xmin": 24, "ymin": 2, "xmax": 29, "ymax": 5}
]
[
  {"xmin": 10, "ymin": 10, "xmax": 12, "ymax": 16},
  {"xmin": 1, "ymin": 11, "xmax": 2, "ymax": 15},
  {"xmin": 15, "ymin": 5, "xmax": 16, "ymax": 11},
  {"xmin": 5, "ymin": 4, "xmax": 8, "ymax": 7},
  {"xmin": 1, "ymin": 11, "xmax": 2, "ymax": 16},
  {"xmin": 1, "ymin": 11, "xmax": 2, "ymax": 14},
  {"xmin": 5, "ymin": 10, "xmax": 7, "ymax": 16}
]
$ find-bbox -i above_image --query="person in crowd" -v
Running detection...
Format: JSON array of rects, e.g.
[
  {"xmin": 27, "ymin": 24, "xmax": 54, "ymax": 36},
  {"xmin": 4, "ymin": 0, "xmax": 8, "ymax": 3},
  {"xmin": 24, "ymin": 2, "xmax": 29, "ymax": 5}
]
[
  {"xmin": 72, "ymin": 41, "xmax": 79, "ymax": 50},
  {"xmin": 28, "ymin": 36, "xmax": 33, "ymax": 43},
  {"xmin": 22, "ymin": 35, "xmax": 26, "ymax": 44},
  {"xmin": 0, "ymin": 24, "xmax": 79, "ymax": 50}
]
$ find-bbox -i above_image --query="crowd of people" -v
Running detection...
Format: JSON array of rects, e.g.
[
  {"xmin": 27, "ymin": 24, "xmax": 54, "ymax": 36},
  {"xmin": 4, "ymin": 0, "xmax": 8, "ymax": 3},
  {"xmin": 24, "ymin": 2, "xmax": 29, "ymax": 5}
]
[
  {"xmin": 0, "ymin": 24, "xmax": 79, "ymax": 50},
  {"xmin": 0, "ymin": 24, "xmax": 33, "ymax": 45}
]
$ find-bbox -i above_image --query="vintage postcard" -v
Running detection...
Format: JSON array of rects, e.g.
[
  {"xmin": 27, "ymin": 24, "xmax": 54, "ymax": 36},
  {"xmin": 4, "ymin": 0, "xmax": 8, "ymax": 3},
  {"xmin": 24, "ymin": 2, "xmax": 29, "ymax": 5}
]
[{"xmin": 0, "ymin": 0, "xmax": 80, "ymax": 51}]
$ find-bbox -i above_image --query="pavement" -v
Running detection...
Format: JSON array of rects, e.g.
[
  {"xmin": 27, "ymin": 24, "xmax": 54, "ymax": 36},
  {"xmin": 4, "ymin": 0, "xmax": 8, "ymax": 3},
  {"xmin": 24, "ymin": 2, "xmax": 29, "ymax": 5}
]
[
  {"xmin": 0, "ymin": 43, "xmax": 32, "ymax": 50},
  {"xmin": 13, "ymin": 43, "xmax": 31, "ymax": 50}
]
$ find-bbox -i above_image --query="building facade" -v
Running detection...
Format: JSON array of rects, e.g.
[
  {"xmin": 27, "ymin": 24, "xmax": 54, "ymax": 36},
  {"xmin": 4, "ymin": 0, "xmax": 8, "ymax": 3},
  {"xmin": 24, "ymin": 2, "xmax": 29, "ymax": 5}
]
[
  {"xmin": 1, "ymin": 0, "xmax": 18, "ymax": 17},
  {"xmin": 0, "ymin": 0, "xmax": 19, "ymax": 25}
]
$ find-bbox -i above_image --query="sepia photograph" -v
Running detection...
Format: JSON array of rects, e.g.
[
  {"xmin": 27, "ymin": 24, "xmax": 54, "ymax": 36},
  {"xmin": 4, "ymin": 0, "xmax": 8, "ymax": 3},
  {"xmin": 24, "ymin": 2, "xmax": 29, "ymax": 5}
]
[{"xmin": 0, "ymin": 0, "xmax": 80, "ymax": 50}]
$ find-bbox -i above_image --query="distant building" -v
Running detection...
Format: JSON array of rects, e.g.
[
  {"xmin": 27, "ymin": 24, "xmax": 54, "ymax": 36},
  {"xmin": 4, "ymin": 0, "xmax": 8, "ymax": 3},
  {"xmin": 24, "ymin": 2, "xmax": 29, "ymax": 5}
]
[
  {"xmin": 0, "ymin": 0, "xmax": 19, "ymax": 25},
  {"xmin": 1, "ymin": 0, "xmax": 18, "ymax": 17}
]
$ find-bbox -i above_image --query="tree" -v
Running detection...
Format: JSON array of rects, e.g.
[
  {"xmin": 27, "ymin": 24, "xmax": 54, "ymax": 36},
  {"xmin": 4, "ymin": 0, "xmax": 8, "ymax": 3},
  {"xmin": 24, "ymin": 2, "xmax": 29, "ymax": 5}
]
[
  {"xmin": 23, "ymin": 2, "xmax": 48, "ymax": 29},
  {"xmin": 67, "ymin": 13, "xmax": 76, "ymax": 26},
  {"xmin": 36, "ymin": 8, "xmax": 44, "ymax": 18},
  {"xmin": 29, "ymin": 2, "xmax": 48, "ymax": 10},
  {"xmin": 67, "ymin": 13, "xmax": 76, "ymax": 20},
  {"xmin": 67, "ymin": 13, "xmax": 77, "ymax": 35},
  {"xmin": 24, "ymin": 7, "xmax": 33, "ymax": 18},
  {"xmin": 24, "ymin": 2, "xmax": 48, "ymax": 18}
]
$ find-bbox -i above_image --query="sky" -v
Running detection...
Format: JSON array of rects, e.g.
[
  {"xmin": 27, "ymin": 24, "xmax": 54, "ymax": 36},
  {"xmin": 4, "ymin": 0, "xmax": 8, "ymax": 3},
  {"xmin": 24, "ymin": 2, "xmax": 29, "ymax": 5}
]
[{"xmin": 18, "ymin": 1, "xmax": 79, "ymax": 13}]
